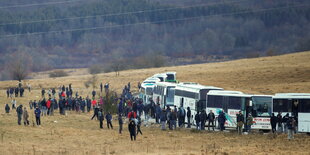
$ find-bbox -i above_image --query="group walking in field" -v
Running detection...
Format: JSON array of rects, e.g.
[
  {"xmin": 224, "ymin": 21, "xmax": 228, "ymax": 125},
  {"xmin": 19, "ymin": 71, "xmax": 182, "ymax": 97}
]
[{"xmin": 4, "ymin": 79, "xmax": 301, "ymax": 141}]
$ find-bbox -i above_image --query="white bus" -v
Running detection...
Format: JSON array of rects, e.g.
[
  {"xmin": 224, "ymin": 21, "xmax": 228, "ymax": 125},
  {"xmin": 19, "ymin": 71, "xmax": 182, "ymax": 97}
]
[
  {"xmin": 174, "ymin": 82, "xmax": 223, "ymax": 120},
  {"xmin": 152, "ymin": 73, "xmax": 167, "ymax": 82},
  {"xmin": 165, "ymin": 72, "xmax": 177, "ymax": 83},
  {"xmin": 140, "ymin": 83, "xmax": 156, "ymax": 105},
  {"xmin": 152, "ymin": 82, "xmax": 177, "ymax": 108},
  {"xmin": 273, "ymin": 93, "xmax": 310, "ymax": 133},
  {"xmin": 206, "ymin": 90, "xmax": 273, "ymax": 130}
]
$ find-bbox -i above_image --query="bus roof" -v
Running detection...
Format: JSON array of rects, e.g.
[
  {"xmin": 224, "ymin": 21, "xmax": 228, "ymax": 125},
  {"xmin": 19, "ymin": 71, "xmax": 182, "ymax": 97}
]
[
  {"xmin": 152, "ymin": 73, "xmax": 167, "ymax": 78},
  {"xmin": 143, "ymin": 77, "xmax": 160, "ymax": 83},
  {"xmin": 165, "ymin": 72, "xmax": 176, "ymax": 75},
  {"xmin": 155, "ymin": 82, "xmax": 177, "ymax": 87},
  {"xmin": 273, "ymin": 93, "xmax": 310, "ymax": 99},
  {"xmin": 207, "ymin": 90, "xmax": 252, "ymax": 97},
  {"xmin": 176, "ymin": 82, "xmax": 223, "ymax": 91},
  {"xmin": 207, "ymin": 90, "xmax": 272, "ymax": 98}
]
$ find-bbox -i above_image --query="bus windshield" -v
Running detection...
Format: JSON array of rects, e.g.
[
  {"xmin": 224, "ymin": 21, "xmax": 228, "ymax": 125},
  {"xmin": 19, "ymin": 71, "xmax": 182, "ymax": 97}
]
[
  {"xmin": 166, "ymin": 74, "xmax": 175, "ymax": 81},
  {"xmin": 252, "ymin": 96, "xmax": 272, "ymax": 117}
]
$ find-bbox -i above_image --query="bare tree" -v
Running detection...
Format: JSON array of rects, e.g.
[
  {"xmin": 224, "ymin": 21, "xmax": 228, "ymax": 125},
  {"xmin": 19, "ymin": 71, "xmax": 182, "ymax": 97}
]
[{"xmin": 7, "ymin": 51, "xmax": 33, "ymax": 82}]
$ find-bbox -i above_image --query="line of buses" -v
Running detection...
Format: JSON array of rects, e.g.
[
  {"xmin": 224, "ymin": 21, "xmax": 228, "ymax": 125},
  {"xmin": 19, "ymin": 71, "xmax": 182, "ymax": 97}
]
[{"xmin": 139, "ymin": 72, "xmax": 310, "ymax": 133}]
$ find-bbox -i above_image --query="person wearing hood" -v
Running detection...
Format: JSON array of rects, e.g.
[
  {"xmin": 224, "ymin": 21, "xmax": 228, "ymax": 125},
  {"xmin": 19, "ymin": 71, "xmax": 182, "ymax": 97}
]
[
  {"xmin": 5, "ymin": 104, "xmax": 10, "ymax": 113},
  {"xmin": 218, "ymin": 111, "xmax": 226, "ymax": 131},
  {"xmin": 128, "ymin": 120, "xmax": 136, "ymax": 141}
]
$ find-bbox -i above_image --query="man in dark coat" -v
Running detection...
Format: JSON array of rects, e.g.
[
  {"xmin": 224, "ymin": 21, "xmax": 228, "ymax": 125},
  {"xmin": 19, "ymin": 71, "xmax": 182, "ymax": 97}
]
[
  {"xmin": 195, "ymin": 111, "xmax": 200, "ymax": 130},
  {"xmin": 118, "ymin": 114, "xmax": 123, "ymax": 134},
  {"xmin": 200, "ymin": 110, "xmax": 207, "ymax": 130},
  {"xmin": 98, "ymin": 109, "xmax": 104, "ymax": 129},
  {"xmin": 5, "ymin": 104, "xmax": 10, "ymax": 113},
  {"xmin": 270, "ymin": 113, "xmax": 277, "ymax": 133},
  {"xmin": 187, "ymin": 107, "xmax": 191, "ymax": 128},
  {"xmin": 128, "ymin": 120, "xmax": 136, "ymax": 141},
  {"xmin": 35, "ymin": 107, "xmax": 41, "ymax": 126},
  {"xmin": 106, "ymin": 112, "xmax": 113, "ymax": 129},
  {"xmin": 160, "ymin": 109, "xmax": 167, "ymax": 130},
  {"xmin": 236, "ymin": 111, "xmax": 244, "ymax": 135},
  {"xmin": 92, "ymin": 90, "xmax": 96, "ymax": 99},
  {"xmin": 16, "ymin": 105, "xmax": 23, "ymax": 125},
  {"xmin": 277, "ymin": 112, "xmax": 283, "ymax": 133},
  {"xmin": 208, "ymin": 110, "xmax": 215, "ymax": 131},
  {"xmin": 218, "ymin": 111, "xmax": 226, "ymax": 131}
]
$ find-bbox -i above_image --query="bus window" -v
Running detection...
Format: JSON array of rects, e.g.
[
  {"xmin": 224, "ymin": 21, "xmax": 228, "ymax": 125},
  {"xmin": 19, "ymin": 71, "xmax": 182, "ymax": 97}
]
[
  {"xmin": 273, "ymin": 99, "xmax": 291, "ymax": 112},
  {"xmin": 299, "ymin": 99, "xmax": 310, "ymax": 112},
  {"xmin": 207, "ymin": 95, "xmax": 223, "ymax": 108},
  {"xmin": 252, "ymin": 96, "xmax": 272, "ymax": 117},
  {"xmin": 227, "ymin": 97, "xmax": 242, "ymax": 110}
]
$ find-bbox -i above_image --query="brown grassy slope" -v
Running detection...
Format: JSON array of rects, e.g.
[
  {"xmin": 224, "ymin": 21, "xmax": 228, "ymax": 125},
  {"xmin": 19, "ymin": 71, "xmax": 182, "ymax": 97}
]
[
  {"xmin": 2, "ymin": 51, "xmax": 310, "ymax": 95},
  {"xmin": 0, "ymin": 51, "xmax": 310, "ymax": 155}
]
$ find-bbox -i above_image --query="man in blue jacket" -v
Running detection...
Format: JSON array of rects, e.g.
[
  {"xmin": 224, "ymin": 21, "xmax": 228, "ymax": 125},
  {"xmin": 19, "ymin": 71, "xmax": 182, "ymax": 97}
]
[
  {"xmin": 106, "ymin": 112, "xmax": 113, "ymax": 129},
  {"xmin": 34, "ymin": 107, "xmax": 41, "ymax": 126}
]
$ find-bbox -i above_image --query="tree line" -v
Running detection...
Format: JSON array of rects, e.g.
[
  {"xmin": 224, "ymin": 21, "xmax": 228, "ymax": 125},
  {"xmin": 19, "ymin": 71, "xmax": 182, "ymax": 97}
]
[{"xmin": 0, "ymin": 0, "xmax": 309, "ymax": 80}]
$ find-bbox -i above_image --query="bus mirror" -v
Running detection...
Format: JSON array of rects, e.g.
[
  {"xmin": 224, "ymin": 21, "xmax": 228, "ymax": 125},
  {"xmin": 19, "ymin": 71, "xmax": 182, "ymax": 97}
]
[{"xmin": 249, "ymin": 101, "xmax": 253, "ymax": 106}]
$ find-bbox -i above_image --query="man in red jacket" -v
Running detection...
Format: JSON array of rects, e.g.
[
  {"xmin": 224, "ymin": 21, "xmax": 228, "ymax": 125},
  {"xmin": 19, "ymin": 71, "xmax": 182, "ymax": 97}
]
[
  {"xmin": 128, "ymin": 110, "xmax": 137, "ymax": 121},
  {"xmin": 46, "ymin": 99, "xmax": 51, "ymax": 115}
]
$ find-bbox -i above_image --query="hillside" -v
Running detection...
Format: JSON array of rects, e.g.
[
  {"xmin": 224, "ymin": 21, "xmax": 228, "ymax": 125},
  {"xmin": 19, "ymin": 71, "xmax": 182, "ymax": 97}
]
[
  {"xmin": 2, "ymin": 51, "xmax": 310, "ymax": 95},
  {"xmin": 0, "ymin": 51, "xmax": 310, "ymax": 155}
]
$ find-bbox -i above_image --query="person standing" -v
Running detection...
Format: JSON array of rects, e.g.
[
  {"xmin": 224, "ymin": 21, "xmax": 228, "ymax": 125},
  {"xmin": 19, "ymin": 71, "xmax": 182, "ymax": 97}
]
[
  {"xmin": 35, "ymin": 107, "xmax": 41, "ymax": 126},
  {"xmin": 100, "ymin": 83, "xmax": 103, "ymax": 93},
  {"xmin": 91, "ymin": 105, "xmax": 99, "ymax": 120},
  {"xmin": 246, "ymin": 113, "xmax": 253, "ymax": 133},
  {"xmin": 136, "ymin": 117, "xmax": 143, "ymax": 135},
  {"xmin": 277, "ymin": 112, "xmax": 283, "ymax": 133},
  {"xmin": 282, "ymin": 113, "xmax": 289, "ymax": 133},
  {"xmin": 187, "ymin": 107, "xmax": 191, "ymax": 128},
  {"xmin": 41, "ymin": 89, "xmax": 45, "ymax": 98},
  {"xmin": 287, "ymin": 117, "xmax": 295, "ymax": 140},
  {"xmin": 169, "ymin": 110, "xmax": 177, "ymax": 130},
  {"xmin": 98, "ymin": 109, "xmax": 104, "ymax": 129},
  {"xmin": 106, "ymin": 112, "xmax": 113, "ymax": 129},
  {"xmin": 218, "ymin": 111, "xmax": 226, "ymax": 131},
  {"xmin": 200, "ymin": 110, "xmax": 207, "ymax": 130},
  {"xmin": 92, "ymin": 90, "xmax": 96, "ymax": 99},
  {"xmin": 160, "ymin": 109, "xmax": 167, "ymax": 130},
  {"xmin": 5, "ymin": 104, "xmax": 10, "ymax": 113},
  {"xmin": 11, "ymin": 99, "xmax": 16, "ymax": 109},
  {"xmin": 270, "ymin": 113, "xmax": 277, "ymax": 133},
  {"xmin": 128, "ymin": 120, "xmax": 136, "ymax": 141},
  {"xmin": 208, "ymin": 110, "xmax": 215, "ymax": 131},
  {"xmin": 236, "ymin": 111, "xmax": 244, "ymax": 135},
  {"xmin": 118, "ymin": 114, "xmax": 123, "ymax": 134},
  {"xmin": 16, "ymin": 105, "xmax": 23, "ymax": 125},
  {"xmin": 23, "ymin": 107, "xmax": 29, "ymax": 126},
  {"xmin": 195, "ymin": 111, "xmax": 200, "ymax": 130}
]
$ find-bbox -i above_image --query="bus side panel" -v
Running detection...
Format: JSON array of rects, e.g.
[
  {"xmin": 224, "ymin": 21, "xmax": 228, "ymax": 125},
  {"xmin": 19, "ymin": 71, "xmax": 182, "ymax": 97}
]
[
  {"xmin": 251, "ymin": 117, "xmax": 271, "ymax": 130},
  {"xmin": 298, "ymin": 113, "xmax": 310, "ymax": 133}
]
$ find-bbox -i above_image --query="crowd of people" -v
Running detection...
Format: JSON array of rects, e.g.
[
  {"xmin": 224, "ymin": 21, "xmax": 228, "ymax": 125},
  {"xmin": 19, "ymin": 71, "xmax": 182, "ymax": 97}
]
[
  {"xmin": 4, "ymin": 81, "xmax": 298, "ymax": 141},
  {"xmin": 270, "ymin": 112, "xmax": 297, "ymax": 140}
]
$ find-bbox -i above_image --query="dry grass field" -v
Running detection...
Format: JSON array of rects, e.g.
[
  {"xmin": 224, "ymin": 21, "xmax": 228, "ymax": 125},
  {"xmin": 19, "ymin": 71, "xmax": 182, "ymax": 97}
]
[{"xmin": 0, "ymin": 51, "xmax": 310, "ymax": 155}]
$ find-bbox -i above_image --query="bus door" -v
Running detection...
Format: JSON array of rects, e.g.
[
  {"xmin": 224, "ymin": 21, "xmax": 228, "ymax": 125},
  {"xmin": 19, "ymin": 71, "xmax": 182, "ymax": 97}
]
[{"xmin": 297, "ymin": 99, "xmax": 310, "ymax": 133}]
